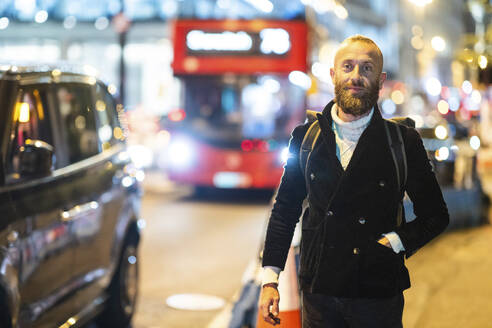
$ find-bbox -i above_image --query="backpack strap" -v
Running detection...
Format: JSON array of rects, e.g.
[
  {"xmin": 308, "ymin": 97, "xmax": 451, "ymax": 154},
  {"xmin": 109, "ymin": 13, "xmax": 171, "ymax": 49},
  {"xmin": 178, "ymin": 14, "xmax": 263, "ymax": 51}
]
[
  {"xmin": 384, "ymin": 120, "xmax": 406, "ymax": 192},
  {"xmin": 300, "ymin": 120, "xmax": 321, "ymax": 192},
  {"xmin": 389, "ymin": 116, "xmax": 416, "ymax": 129},
  {"xmin": 383, "ymin": 119, "xmax": 408, "ymax": 226},
  {"xmin": 299, "ymin": 110, "xmax": 322, "ymax": 190}
]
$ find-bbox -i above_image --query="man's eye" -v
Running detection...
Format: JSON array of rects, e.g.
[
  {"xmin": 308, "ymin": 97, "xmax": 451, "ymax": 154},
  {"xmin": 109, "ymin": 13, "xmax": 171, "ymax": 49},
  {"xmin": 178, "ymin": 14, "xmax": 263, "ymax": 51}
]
[
  {"xmin": 344, "ymin": 64, "xmax": 352, "ymax": 69},
  {"xmin": 364, "ymin": 65, "xmax": 373, "ymax": 71}
]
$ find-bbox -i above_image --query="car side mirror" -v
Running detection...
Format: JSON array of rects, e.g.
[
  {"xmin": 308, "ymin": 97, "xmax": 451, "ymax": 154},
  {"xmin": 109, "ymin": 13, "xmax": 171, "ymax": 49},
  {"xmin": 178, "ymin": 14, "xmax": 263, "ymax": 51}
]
[{"xmin": 19, "ymin": 139, "xmax": 54, "ymax": 178}]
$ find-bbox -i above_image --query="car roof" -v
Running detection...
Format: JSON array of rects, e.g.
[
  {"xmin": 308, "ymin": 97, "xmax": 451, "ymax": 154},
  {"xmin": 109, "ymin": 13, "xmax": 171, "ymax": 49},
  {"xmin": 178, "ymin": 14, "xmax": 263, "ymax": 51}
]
[
  {"xmin": 0, "ymin": 63, "xmax": 117, "ymax": 89},
  {"xmin": 0, "ymin": 62, "xmax": 101, "ymax": 80}
]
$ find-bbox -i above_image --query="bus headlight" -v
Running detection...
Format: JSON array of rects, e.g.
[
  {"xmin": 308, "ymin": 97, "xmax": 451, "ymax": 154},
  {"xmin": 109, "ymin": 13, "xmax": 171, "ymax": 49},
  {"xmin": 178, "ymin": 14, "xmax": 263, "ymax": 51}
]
[
  {"xmin": 280, "ymin": 146, "xmax": 290, "ymax": 164},
  {"xmin": 168, "ymin": 138, "xmax": 196, "ymax": 169},
  {"xmin": 128, "ymin": 145, "xmax": 153, "ymax": 168}
]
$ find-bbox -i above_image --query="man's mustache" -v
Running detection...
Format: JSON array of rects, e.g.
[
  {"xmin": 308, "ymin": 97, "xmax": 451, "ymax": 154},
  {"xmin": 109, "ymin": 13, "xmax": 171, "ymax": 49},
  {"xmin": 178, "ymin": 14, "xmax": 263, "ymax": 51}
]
[{"xmin": 346, "ymin": 80, "xmax": 365, "ymax": 88}]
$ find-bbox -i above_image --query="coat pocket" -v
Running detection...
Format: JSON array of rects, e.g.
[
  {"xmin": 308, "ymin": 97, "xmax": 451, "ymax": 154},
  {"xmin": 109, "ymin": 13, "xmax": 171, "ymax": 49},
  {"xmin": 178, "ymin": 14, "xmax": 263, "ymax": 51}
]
[
  {"xmin": 299, "ymin": 223, "xmax": 325, "ymax": 282},
  {"xmin": 359, "ymin": 240, "xmax": 401, "ymax": 295}
]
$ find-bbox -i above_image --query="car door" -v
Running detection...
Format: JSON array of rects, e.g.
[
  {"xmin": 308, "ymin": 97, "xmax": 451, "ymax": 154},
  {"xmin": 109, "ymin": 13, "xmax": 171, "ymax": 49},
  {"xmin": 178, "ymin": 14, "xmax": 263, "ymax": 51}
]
[
  {"xmin": 69, "ymin": 83, "xmax": 135, "ymax": 308},
  {"xmin": 52, "ymin": 81, "xmax": 133, "ymax": 315},
  {"xmin": 3, "ymin": 82, "xmax": 79, "ymax": 328}
]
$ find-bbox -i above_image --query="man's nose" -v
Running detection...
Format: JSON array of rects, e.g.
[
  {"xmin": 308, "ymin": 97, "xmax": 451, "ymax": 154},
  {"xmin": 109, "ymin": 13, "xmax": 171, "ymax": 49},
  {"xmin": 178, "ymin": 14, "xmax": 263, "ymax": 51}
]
[
  {"xmin": 352, "ymin": 65, "xmax": 360, "ymax": 77},
  {"xmin": 351, "ymin": 64, "xmax": 362, "ymax": 79}
]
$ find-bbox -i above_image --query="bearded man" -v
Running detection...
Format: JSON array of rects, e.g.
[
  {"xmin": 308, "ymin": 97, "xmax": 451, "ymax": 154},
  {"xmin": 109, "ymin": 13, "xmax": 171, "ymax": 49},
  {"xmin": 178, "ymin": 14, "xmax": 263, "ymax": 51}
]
[{"xmin": 258, "ymin": 35, "xmax": 449, "ymax": 327}]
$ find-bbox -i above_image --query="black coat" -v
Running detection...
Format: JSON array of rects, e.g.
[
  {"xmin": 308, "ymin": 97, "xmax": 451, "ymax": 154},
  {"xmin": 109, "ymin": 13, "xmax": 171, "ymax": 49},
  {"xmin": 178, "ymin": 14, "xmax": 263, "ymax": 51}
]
[{"xmin": 262, "ymin": 101, "xmax": 449, "ymax": 298}]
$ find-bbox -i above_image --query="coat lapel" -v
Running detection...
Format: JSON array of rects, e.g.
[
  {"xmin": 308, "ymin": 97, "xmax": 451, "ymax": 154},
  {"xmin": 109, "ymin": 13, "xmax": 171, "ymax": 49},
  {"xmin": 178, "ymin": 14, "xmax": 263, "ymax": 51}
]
[{"xmin": 317, "ymin": 101, "xmax": 344, "ymax": 173}]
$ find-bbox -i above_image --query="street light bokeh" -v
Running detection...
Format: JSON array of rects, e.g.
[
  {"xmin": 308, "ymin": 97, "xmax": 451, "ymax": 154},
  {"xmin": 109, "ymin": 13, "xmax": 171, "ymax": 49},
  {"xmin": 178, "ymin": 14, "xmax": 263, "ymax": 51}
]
[
  {"xmin": 431, "ymin": 36, "xmax": 446, "ymax": 52},
  {"xmin": 478, "ymin": 55, "xmax": 488, "ymax": 69},
  {"xmin": 408, "ymin": 0, "xmax": 433, "ymax": 7}
]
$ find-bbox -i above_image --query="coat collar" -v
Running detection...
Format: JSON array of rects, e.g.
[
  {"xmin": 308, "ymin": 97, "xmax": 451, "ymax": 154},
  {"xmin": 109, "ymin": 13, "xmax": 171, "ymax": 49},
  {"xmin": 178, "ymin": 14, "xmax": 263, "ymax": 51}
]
[
  {"xmin": 319, "ymin": 100, "xmax": 384, "ymax": 127},
  {"xmin": 316, "ymin": 100, "xmax": 385, "ymax": 174}
]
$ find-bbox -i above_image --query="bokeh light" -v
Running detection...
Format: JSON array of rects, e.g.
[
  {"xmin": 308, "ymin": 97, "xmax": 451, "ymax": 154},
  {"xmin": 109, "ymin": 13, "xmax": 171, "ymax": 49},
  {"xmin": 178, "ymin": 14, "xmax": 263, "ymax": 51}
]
[{"xmin": 437, "ymin": 100, "xmax": 449, "ymax": 115}]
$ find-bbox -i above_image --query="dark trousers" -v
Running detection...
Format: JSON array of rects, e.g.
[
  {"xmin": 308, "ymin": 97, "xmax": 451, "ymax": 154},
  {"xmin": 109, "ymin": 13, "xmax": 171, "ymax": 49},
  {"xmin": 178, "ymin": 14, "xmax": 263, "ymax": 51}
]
[{"xmin": 301, "ymin": 291, "xmax": 404, "ymax": 328}]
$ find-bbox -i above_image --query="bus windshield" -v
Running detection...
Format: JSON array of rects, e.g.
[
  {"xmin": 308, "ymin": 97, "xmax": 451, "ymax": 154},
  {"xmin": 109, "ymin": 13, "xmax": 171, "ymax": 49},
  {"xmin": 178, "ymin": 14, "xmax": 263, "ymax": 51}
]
[{"xmin": 178, "ymin": 74, "xmax": 305, "ymax": 147}]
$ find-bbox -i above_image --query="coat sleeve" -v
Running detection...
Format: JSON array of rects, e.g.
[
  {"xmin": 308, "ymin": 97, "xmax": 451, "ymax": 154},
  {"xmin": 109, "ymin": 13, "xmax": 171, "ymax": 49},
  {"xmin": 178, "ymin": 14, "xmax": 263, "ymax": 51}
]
[
  {"xmin": 395, "ymin": 127, "xmax": 450, "ymax": 257},
  {"xmin": 262, "ymin": 124, "xmax": 308, "ymax": 270}
]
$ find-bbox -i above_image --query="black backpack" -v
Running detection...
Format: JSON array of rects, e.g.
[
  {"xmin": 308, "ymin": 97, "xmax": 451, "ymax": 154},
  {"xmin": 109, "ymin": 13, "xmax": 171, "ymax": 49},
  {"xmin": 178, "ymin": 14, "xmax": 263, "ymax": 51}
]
[{"xmin": 299, "ymin": 110, "xmax": 415, "ymax": 227}]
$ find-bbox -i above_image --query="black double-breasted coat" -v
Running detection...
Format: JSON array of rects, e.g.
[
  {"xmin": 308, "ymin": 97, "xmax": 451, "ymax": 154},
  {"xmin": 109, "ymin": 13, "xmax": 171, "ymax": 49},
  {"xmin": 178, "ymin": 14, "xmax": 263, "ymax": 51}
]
[{"xmin": 262, "ymin": 101, "xmax": 449, "ymax": 298}]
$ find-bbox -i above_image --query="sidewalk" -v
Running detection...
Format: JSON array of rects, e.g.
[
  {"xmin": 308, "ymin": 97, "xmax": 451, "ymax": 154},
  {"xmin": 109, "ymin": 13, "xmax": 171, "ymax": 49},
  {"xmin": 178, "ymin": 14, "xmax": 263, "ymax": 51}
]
[{"xmin": 403, "ymin": 222, "xmax": 492, "ymax": 328}]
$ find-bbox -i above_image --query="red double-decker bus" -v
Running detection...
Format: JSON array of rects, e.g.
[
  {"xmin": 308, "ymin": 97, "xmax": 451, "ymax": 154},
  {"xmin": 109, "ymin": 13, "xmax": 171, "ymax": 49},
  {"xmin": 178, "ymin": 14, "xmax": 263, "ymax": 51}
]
[{"xmin": 165, "ymin": 19, "xmax": 308, "ymax": 189}]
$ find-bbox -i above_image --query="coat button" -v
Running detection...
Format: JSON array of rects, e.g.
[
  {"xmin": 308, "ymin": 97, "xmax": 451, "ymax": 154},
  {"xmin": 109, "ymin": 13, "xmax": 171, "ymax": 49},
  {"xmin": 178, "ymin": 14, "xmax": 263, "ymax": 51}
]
[
  {"xmin": 379, "ymin": 180, "xmax": 386, "ymax": 187},
  {"xmin": 353, "ymin": 248, "xmax": 360, "ymax": 255},
  {"xmin": 326, "ymin": 210, "xmax": 333, "ymax": 217},
  {"xmin": 358, "ymin": 218, "xmax": 366, "ymax": 224},
  {"xmin": 310, "ymin": 173, "xmax": 315, "ymax": 180}
]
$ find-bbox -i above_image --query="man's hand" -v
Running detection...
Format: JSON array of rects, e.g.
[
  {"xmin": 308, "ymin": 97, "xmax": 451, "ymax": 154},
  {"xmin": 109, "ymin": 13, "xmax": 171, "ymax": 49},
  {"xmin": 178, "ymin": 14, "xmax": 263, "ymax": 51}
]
[
  {"xmin": 258, "ymin": 283, "xmax": 280, "ymax": 326},
  {"xmin": 377, "ymin": 236, "xmax": 392, "ymax": 249}
]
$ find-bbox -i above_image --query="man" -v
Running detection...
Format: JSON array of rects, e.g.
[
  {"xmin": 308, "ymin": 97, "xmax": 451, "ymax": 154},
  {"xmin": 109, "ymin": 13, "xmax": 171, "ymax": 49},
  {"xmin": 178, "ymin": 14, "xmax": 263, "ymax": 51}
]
[{"xmin": 259, "ymin": 35, "xmax": 449, "ymax": 327}]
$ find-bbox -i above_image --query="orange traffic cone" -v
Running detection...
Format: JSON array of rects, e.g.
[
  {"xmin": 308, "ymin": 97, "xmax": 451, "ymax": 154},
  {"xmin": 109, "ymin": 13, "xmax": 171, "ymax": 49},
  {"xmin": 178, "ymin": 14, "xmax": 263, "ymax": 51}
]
[{"xmin": 257, "ymin": 246, "xmax": 301, "ymax": 328}]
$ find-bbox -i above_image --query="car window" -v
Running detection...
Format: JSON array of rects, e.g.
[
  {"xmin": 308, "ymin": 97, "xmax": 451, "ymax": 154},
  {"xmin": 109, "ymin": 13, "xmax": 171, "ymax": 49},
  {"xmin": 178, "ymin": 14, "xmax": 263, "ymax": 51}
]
[
  {"xmin": 56, "ymin": 84, "xmax": 100, "ymax": 164},
  {"xmin": 5, "ymin": 85, "xmax": 54, "ymax": 183},
  {"xmin": 94, "ymin": 83, "xmax": 125, "ymax": 150}
]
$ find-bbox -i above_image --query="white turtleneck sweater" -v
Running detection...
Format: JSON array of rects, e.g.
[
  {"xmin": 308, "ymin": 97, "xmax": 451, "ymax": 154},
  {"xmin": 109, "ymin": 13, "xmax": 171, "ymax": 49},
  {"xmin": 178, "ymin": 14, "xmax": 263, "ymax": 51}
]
[
  {"xmin": 331, "ymin": 104, "xmax": 373, "ymax": 169},
  {"xmin": 262, "ymin": 104, "xmax": 405, "ymax": 285}
]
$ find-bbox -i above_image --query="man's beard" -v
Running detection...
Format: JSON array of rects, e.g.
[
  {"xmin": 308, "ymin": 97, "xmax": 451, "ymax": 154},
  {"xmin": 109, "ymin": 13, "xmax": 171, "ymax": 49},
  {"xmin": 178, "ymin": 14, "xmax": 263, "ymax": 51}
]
[{"xmin": 334, "ymin": 78, "xmax": 380, "ymax": 116}]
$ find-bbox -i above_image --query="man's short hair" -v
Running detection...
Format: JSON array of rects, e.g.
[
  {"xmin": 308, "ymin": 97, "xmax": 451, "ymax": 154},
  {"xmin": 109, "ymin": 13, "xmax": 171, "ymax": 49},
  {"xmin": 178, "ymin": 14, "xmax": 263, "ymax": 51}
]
[{"xmin": 342, "ymin": 35, "xmax": 383, "ymax": 70}]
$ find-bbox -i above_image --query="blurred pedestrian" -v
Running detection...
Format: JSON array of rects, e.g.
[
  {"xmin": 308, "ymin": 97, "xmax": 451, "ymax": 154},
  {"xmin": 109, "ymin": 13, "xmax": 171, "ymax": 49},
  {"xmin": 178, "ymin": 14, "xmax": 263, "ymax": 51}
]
[
  {"xmin": 258, "ymin": 35, "xmax": 449, "ymax": 328},
  {"xmin": 454, "ymin": 136, "xmax": 475, "ymax": 189}
]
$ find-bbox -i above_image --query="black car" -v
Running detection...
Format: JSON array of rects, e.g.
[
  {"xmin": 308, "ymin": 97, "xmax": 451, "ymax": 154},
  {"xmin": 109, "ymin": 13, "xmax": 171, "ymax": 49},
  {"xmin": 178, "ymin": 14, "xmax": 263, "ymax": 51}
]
[{"xmin": 0, "ymin": 65, "xmax": 143, "ymax": 328}]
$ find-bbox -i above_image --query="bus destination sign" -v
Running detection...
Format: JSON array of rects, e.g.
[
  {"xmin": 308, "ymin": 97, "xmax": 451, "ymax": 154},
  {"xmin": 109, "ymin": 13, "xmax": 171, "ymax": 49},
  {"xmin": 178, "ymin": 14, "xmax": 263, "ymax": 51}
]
[
  {"xmin": 172, "ymin": 19, "xmax": 308, "ymax": 74},
  {"xmin": 185, "ymin": 28, "xmax": 291, "ymax": 57}
]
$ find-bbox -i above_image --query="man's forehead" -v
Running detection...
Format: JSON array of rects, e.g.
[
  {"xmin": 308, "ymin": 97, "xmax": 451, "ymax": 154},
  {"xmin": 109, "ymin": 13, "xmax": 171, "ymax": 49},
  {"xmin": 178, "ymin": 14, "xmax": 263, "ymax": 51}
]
[{"xmin": 335, "ymin": 41, "xmax": 382, "ymax": 64}]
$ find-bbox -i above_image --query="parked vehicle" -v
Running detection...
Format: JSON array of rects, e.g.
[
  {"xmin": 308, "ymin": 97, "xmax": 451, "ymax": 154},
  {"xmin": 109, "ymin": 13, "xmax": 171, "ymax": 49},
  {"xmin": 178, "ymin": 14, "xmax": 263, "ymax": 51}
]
[
  {"xmin": 0, "ymin": 65, "xmax": 143, "ymax": 328},
  {"xmin": 406, "ymin": 124, "xmax": 487, "ymax": 227}
]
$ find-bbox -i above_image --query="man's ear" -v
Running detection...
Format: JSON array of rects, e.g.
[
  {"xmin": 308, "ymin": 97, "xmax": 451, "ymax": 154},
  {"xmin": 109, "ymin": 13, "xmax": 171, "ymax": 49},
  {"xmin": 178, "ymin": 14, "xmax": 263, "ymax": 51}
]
[
  {"xmin": 330, "ymin": 68, "xmax": 335, "ymax": 84},
  {"xmin": 379, "ymin": 72, "xmax": 387, "ymax": 89}
]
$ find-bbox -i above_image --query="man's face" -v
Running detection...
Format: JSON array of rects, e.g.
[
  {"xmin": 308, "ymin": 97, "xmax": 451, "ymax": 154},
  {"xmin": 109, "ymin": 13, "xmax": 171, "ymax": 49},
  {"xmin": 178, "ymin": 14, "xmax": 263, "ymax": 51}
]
[{"xmin": 330, "ymin": 41, "xmax": 386, "ymax": 116}]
